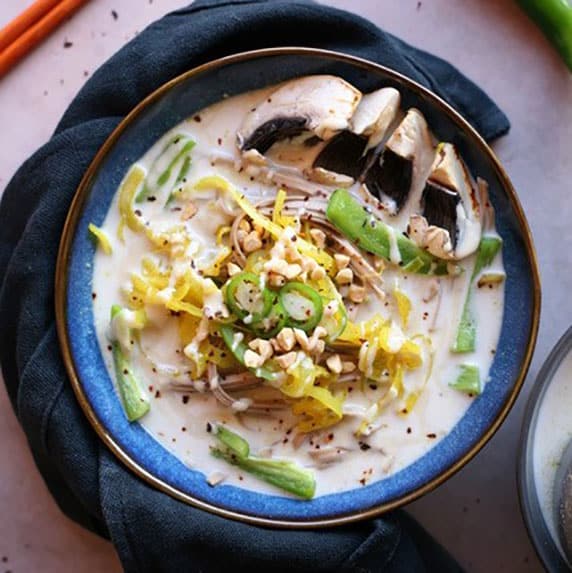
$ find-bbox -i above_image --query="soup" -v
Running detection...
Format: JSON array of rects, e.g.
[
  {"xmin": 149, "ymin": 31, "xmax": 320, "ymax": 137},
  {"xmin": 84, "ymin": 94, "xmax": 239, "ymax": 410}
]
[{"xmin": 91, "ymin": 76, "xmax": 504, "ymax": 499}]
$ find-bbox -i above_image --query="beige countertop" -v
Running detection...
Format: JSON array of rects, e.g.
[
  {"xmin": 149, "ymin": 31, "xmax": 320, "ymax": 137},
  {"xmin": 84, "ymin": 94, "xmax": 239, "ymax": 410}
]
[{"xmin": 1, "ymin": 0, "xmax": 571, "ymax": 571}]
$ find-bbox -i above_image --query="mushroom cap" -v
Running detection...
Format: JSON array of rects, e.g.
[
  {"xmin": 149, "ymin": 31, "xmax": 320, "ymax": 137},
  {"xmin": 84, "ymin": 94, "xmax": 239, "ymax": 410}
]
[{"xmin": 237, "ymin": 75, "xmax": 362, "ymax": 153}]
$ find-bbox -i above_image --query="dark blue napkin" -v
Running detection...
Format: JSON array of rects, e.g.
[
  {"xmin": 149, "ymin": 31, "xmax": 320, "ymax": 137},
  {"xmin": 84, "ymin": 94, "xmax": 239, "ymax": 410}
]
[{"xmin": 0, "ymin": 1, "xmax": 509, "ymax": 571}]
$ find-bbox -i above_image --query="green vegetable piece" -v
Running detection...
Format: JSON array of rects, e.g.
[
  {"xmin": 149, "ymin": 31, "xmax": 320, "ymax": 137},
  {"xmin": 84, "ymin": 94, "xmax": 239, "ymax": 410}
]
[
  {"xmin": 215, "ymin": 425, "xmax": 250, "ymax": 458},
  {"xmin": 111, "ymin": 342, "xmax": 150, "ymax": 422},
  {"xmin": 224, "ymin": 272, "xmax": 274, "ymax": 324},
  {"xmin": 452, "ymin": 236, "xmax": 503, "ymax": 353},
  {"xmin": 165, "ymin": 155, "xmax": 193, "ymax": 206},
  {"xmin": 252, "ymin": 296, "xmax": 287, "ymax": 339},
  {"xmin": 136, "ymin": 135, "xmax": 195, "ymax": 202},
  {"xmin": 110, "ymin": 305, "xmax": 149, "ymax": 422},
  {"xmin": 219, "ymin": 324, "xmax": 279, "ymax": 381},
  {"xmin": 449, "ymin": 364, "xmax": 481, "ymax": 395},
  {"xmin": 517, "ymin": 0, "xmax": 572, "ymax": 72},
  {"xmin": 211, "ymin": 440, "xmax": 316, "ymax": 500},
  {"xmin": 326, "ymin": 189, "xmax": 451, "ymax": 275},
  {"xmin": 279, "ymin": 281, "xmax": 324, "ymax": 332}
]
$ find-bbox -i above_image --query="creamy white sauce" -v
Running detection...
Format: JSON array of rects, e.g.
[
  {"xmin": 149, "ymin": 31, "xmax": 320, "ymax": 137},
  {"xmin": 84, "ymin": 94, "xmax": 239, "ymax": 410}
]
[
  {"xmin": 92, "ymin": 84, "xmax": 504, "ymax": 497},
  {"xmin": 533, "ymin": 349, "xmax": 572, "ymax": 550}
]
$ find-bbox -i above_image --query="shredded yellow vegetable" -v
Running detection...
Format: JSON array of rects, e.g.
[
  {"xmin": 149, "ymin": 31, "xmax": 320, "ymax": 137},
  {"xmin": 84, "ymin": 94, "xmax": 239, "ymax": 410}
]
[
  {"xmin": 88, "ymin": 223, "xmax": 113, "ymax": 254},
  {"xmin": 272, "ymin": 189, "xmax": 296, "ymax": 228},
  {"xmin": 118, "ymin": 165, "xmax": 146, "ymax": 240},
  {"xmin": 393, "ymin": 287, "xmax": 412, "ymax": 329}
]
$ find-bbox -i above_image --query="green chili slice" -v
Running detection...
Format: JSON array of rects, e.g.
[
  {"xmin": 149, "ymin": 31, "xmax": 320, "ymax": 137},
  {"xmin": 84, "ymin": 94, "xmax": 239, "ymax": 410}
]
[
  {"xmin": 224, "ymin": 272, "xmax": 273, "ymax": 325},
  {"xmin": 279, "ymin": 282, "xmax": 324, "ymax": 332}
]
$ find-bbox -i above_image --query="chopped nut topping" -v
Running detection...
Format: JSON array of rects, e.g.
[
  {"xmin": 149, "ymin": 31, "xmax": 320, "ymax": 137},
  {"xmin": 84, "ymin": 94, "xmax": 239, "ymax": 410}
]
[
  {"xmin": 335, "ymin": 268, "xmax": 353, "ymax": 285},
  {"xmin": 326, "ymin": 354, "xmax": 343, "ymax": 374},
  {"xmin": 285, "ymin": 246, "xmax": 302, "ymax": 263},
  {"xmin": 334, "ymin": 253, "xmax": 350, "ymax": 270},
  {"xmin": 348, "ymin": 284, "xmax": 366, "ymax": 303},
  {"xmin": 264, "ymin": 259, "xmax": 289, "ymax": 275},
  {"xmin": 309, "ymin": 228, "xmax": 326, "ymax": 248},
  {"xmin": 227, "ymin": 262, "xmax": 241, "ymax": 277},
  {"xmin": 293, "ymin": 328, "xmax": 310, "ymax": 351},
  {"xmin": 248, "ymin": 338, "xmax": 274, "ymax": 361},
  {"xmin": 312, "ymin": 339, "xmax": 326, "ymax": 355},
  {"xmin": 268, "ymin": 272, "xmax": 286, "ymax": 287},
  {"xmin": 244, "ymin": 349, "xmax": 265, "ymax": 368},
  {"xmin": 181, "ymin": 201, "xmax": 198, "ymax": 221},
  {"xmin": 243, "ymin": 231, "xmax": 263, "ymax": 253},
  {"xmin": 276, "ymin": 327, "xmax": 296, "ymax": 351},
  {"xmin": 310, "ymin": 266, "xmax": 326, "ymax": 281},
  {"xmin": 238, "ymin": 219, "xmax": 251, "ymax": 233},
  {"xmin": 342, "ymin": 361, "xmax": 357, "ymax": 373},
  {"xmin": 283, "ymin": 263, "xmax": 302, "ymax": 279},
  {"xmin": 275, "ymin": 351, "xmax": 297, "ymax": 369}
]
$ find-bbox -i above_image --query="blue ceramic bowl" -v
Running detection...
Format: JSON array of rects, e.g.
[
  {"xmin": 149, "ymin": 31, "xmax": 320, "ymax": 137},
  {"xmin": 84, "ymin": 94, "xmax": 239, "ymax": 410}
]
[{"xmin": 56, "ymin": 48, "xmax": 540, "ymax": 527}]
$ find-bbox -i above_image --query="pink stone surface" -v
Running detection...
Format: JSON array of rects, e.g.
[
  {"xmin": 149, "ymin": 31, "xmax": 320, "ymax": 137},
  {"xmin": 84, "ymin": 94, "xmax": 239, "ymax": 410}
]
[{"xmin": 0, "ymin": 0, "xmax": 570, "ymax": 571}]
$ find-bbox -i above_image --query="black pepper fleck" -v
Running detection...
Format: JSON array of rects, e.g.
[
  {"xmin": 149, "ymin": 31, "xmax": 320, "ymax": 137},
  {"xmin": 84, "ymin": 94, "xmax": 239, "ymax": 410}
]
[
  {"xmin": 111, "ymin": 9, "xmax": 118, "ymax": 20},
  {"xmin": 206, "ymin": 422, "xmax": 212, "ymax": 433},
  {"xmin": 359, "ymin": 441, "xmax": 371, "ymax": 451},
  {"xmin": 63, "ymin": 39, "xmax": 73, "ymax": 48},
  {"xmin": 426, "ymin": 433, "xmax": 437, "ymax": 439}
]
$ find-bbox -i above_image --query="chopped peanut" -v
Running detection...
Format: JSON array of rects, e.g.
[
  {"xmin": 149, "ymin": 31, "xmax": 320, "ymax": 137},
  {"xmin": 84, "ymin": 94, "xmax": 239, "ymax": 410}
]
[
  {"xmin": 312, "ymin": 326, "xmax": 328, "ymax": 340},
  {"xmin": 309, "ymin": 228, "xmax": 326, "ymax": 248},
  {"xmin": 249, "ymin": 338, "xmax": 274, "ymax": 361},
  {"xmin": 252, "ymin": 221, "xmax": 265, "ymax": 237},
  {"xmin": 334, "ymin": 253, "xmax": 350, "ymax": 270},
  {"xmin": 326, "ymin": 354, "xmax": 343, "ymax": 374},
  {"xmin": 227, "ymin": 262, "xmax": 241, "ymax": 277},
  {"xmin": 348, "ymin": 284, "xmax": 366, "ymax": 303},
  {"xmin": 181, "ymin": 201, "xmax": 198, "ymax": 221},
  {"xmin": 301, "ymin": 257, "xmax": 317, "ymax": 273},
  {"xmin": 276, "ymin": 351, "xmax": 297, "ymax": 369},
  {"xmin": 283, "ymin": 263, "xmax": 302, "ymax": 280},
  {"xmin": 285, "ymin": 246, "xmax": 302, "ymax": 263},
  {"xmin": 276, "ymin": 327, "xmax": 296, "ymax": 351},
  {"xmin": 243, "ymin": 231, "xmax": 263, "ymax": 253},
  {"xmin": 264, "ymin": 259, "xmax": 290, "ymax": 276},
  {"xmin": 236, "ymin": 229, "xmax": 247, "ymax": 243},
  {"xmin": 335, "ymin": 268, "xmax": 353, "ymax": 285},
  {"xmin": 238, "ymin": 219, "xmax": 251, "ymax": 232},
  {"xmin": 313, "ymin": 339, "xmax": 326, "ymax": 355},
  {"xmin": 268, "ymin": 272, "xmax": 286, "ymax": 287},
  {"xmin": 244, "ymin": 349, "xmax": 265, "ymax": 368},
  {"xmin": 310, "ymin": 266, "xmax": 326, "ymax": 281},
  {"xmin": 342, "ymin": 361, "xmax": 357, "ymax": 373},
  {"xmin": 293, "ymin": 328, "xmax": 310, "ymax": 351}
]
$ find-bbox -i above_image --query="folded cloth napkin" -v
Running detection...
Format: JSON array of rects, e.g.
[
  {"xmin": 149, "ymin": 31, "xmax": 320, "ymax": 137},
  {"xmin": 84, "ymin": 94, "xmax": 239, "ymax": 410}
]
[{"xmin": 0, "ymin": 1, "xmax": 509, "ymax": 571}]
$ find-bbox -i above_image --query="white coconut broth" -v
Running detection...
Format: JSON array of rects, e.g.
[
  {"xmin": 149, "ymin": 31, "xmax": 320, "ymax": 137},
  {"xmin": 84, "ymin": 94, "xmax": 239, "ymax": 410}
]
[{"xmin": 92, "ymin": 78, "xmax": 504, "ymax": 498}]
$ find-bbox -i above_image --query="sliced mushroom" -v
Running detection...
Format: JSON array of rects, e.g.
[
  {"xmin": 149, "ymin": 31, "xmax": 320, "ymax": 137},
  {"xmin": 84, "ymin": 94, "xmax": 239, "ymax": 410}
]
[
  {"xmin": 408, "ymin": 143, "xmax": 482, "ymax": 260},
  {"xmin": 308, "ymin": 87, "xmax": 401, "ymax": 184},
  {"xmin": 363, "ymin": 109, "xmax": 435, "ymax": 214},
  {"xmin": 309, "ymin": 131, "xmax": 368, "ymax": 182},
  {"xmin": 350, "ymin": 87, "xmax": 401, "ymax": 151},
  {"xmin": 237, "ymin": 75, "xmax": 362, "ymax": 153}
]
